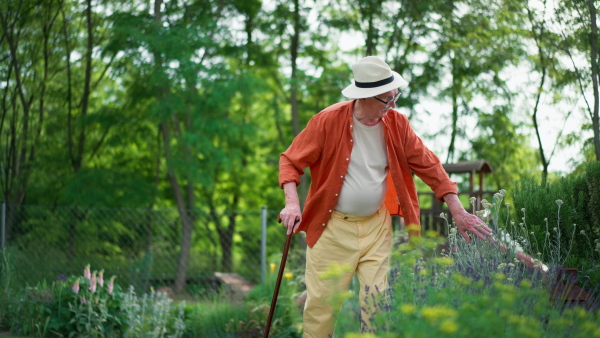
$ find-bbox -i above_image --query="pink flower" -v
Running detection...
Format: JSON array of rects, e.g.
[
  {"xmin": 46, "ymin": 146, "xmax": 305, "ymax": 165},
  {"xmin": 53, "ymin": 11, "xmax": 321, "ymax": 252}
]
[
  {"xmin": 108, "ymin": 276, "xmax": 116, "ymax": 295},
  {"xmin": 90, "ymin": 272, "xmax": 97, "ymax": 293},
  {"xmin": 81, "ymin": 297, "xmax": 87, "ymax": 304},
  {"xmin": 98, "ymin": 270, "xmax": 104, "ymax": 287},
  {"xmin": 72, "ymin": 279, "xmax": 80, "ymax": 294},
  {"xmin": 83, "ymin": 264, "xmax": 91, "ymax": 280}
]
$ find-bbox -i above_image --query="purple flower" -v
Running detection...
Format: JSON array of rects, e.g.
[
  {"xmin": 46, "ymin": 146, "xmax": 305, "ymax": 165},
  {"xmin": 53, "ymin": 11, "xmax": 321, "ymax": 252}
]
[
  {"xmin": 72, "ymin": 279, "xmax": 80, "ymax": 294},
  {"xmin": 108, "ymin": 276, "xmax": 116, "ymax": 295},
  {"xmin": 83, "ymin": 264, "xmax": 91, "ymax": 280},
  {"xmin": 58, "ymin": 274, "xmax": 67, "ymax": 281},
  {"xmin": 98, "ymin": 270, "xmax": 104, "ymax": 287},
  {"xmin": 90, "ymin": 272, "xmax": 97, "ymax": 293}
]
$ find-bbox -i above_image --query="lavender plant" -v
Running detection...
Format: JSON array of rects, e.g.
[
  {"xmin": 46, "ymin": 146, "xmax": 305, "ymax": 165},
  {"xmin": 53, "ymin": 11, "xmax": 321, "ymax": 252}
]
[
  {"xmin": 336, "ymin": 227, "xmax": 600, "ymax": 337},
  {"xmin": 330, "ymin": 189, "xmax": 600, "ymax": 337}
]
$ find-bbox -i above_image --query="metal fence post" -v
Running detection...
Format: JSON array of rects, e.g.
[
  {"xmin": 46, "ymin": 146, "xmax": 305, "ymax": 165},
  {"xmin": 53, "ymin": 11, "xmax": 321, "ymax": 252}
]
[
  {"xmin": 1, "ymin": 201, "xmax": 5, "ymax": 250},
  {"xmin": 261, "ymin": 206, "xmax": 267, "ymax": 284}
]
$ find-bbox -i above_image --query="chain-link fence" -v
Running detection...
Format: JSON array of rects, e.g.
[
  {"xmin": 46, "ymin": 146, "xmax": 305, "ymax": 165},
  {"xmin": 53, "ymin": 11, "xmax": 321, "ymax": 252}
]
[{"xmin": 0, "ymin": 202, "xmax": 291, "ymax": 294}]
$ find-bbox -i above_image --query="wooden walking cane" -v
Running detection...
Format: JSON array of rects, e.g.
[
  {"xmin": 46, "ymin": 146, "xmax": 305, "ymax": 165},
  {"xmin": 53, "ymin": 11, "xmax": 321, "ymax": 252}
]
[{"xmin": 264, "ymin": 221, "xmax": 296, "ymax": 337}]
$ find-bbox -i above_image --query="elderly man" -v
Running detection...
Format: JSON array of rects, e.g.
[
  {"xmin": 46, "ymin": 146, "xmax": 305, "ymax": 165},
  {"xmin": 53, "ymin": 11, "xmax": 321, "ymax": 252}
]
[{"xmin": 278, "ymin": 56, "xmax": 492, "ymax": 337}]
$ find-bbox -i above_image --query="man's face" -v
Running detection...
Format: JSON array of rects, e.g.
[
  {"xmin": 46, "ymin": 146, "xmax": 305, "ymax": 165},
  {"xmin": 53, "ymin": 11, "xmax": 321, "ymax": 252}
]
[{"xmin": 373, "ymin": 90, "xmax": 400, "ymax": 109}]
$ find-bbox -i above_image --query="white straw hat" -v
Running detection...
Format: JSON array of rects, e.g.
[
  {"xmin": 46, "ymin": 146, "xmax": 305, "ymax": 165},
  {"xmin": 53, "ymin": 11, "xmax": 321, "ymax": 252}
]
[{"xmin": 341, "ymin": 56, "xmax": 409, "ymax": 99}]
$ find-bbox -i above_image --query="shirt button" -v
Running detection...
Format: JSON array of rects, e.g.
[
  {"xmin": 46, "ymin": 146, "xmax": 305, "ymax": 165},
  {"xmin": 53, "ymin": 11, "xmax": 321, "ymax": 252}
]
[
  {"xmin": 350, "ymin": 125, "xmax": 353, "ymax": 128},
  {"xmin": 322, "ymin": 223, "xmax": 326, "ymax": 226},
  {"xmin": 329, "ymin": 210, "xmax": 332, "ymax": 212},
  {"xmin": 346, "ymin": 158, "xmax": 349, "ymax": 161},
  {"xmin": 350, "ymin": 139, "xmax": 353, "ymax": 142},
  {"xmin": 340, "ymin": 175, "xmax": 344, "ymax": 178},
  {"xmin": 335, "ymin": 194, "xmax": 339, "ymax": 196}
]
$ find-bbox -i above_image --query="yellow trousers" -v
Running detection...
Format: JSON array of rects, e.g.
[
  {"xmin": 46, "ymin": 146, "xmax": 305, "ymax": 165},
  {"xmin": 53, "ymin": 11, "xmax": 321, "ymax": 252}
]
[{"xmin": 303, "ymin": 205, "xmax": 392, "ymax": 337}]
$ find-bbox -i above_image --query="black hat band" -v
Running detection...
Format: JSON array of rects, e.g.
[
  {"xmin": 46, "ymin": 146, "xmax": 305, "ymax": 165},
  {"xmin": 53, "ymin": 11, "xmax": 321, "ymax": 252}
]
[{"xmin": 354, "ymin": 75, "xmax": 394, "ymax": 88}]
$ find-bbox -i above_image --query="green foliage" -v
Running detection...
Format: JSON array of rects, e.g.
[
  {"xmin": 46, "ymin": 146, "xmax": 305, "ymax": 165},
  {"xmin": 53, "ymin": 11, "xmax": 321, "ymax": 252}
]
[
  {"xmin": 512, "ymin": 162, "xmax": 600, "ymax": 284},
  {"xmin": 0, "ymin": 264, "xmax": 185, "ymax": 337},
  {"xmin": 1, "ymin": 265, "xmax": 124, "ymax": 337},
  {"xmin": 244, "ymin": 263, "xmax": 302, "ymax": 337},
  {"xmin": 1, "ymin": 0, "xmax": 597, "ymax": 323},
  {"xmin": 182, "ymin": 301, "xmax": 251, "ymax": 338},
  {"xmin": 469, "ymin": 106, "xmax": 539, "ymax": 192},
  {"xmin": 333, "ymin": 229, "xmax": 600, "ymax": 337}
]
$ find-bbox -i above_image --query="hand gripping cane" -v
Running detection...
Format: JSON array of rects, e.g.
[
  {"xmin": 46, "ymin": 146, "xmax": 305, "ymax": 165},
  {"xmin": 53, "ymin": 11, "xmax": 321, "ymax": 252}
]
[{"xmin": 264, "ymin": 218, "xmax": 297, "ymax": 337}]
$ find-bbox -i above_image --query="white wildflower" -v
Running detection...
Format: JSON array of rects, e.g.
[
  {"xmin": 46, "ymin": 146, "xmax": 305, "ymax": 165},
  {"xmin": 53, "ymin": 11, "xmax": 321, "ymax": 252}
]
[
  {"xmin": 498, "ymin": 230, "xmax": 524, "ymax": 253},
  {"xmin": 555, "ymin": 199, "xmax": 563, "ymax": 207}
]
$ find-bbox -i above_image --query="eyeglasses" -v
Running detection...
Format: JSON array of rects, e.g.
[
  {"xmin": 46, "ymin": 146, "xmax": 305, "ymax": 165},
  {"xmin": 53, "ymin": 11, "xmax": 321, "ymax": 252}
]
[{"xmin": 373, "ymin": 92, "xmax": 401, "ymax": 107}]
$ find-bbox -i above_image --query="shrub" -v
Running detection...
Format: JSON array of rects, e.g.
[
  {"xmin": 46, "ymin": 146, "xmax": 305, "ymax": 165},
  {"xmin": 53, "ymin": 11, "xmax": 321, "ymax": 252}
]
[
  {"xmin": 0, "ymin": 264, "xmax": 185, "ymax": 337},
  {"xmin": 512, "ymin": 162, "xmax": 600, "ymax": 285}
]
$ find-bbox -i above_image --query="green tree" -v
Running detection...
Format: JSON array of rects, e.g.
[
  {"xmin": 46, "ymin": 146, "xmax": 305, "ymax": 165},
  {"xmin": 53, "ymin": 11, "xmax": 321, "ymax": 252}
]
[
  {"xmin": 0, "ymin": 0, "xmax": 62, "ymax": 239},
  {"xmin": 554, "ymin": 0, "xmax": 600, "ymax": 162},
  {"xmin": 470, "ymin": 106, "xmax": 539, "ymax": 192}
]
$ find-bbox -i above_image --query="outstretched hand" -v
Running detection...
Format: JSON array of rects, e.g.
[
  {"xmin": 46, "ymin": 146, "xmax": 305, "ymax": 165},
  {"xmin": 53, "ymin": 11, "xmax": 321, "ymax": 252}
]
[{"xmin": 453, "ymin": 211, "xmax": 493, "ymax": 243}]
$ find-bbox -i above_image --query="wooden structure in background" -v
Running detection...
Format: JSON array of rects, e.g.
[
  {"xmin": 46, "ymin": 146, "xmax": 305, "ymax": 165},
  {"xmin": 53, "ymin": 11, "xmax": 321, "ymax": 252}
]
[{"xmin": 418, "ymin": 160, "xmax": 494, "ymax": 234}]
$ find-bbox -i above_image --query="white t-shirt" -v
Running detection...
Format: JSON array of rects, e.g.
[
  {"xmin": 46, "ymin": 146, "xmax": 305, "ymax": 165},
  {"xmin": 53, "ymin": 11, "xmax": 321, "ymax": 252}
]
[{"xmin": 334, "ymin": 115, "xmax": 389, "ymax": 216}]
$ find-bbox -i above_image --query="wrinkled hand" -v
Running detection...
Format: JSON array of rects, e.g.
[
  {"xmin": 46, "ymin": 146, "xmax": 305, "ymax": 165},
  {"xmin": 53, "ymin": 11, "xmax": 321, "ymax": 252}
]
[
  {"xmin": 453, "ymin": 211, "xmax": 493, "ymax": 243},
  {"xmin": 280, "ymin": 204, "xmax": 302, "ymax": 235}
]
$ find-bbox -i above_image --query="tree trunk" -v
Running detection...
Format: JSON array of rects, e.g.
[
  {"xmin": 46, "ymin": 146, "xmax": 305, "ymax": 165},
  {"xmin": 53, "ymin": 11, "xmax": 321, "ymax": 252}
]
[
  {"xmin": 365, "ymin": 10, "xmax": 376, "ymax": 56},
  {"xmin": 589, "ymin": 0, "xmax": 600, "ymax": 161},
  {"xmin": 526, "ymin": 3, "xmax": 550, "ymax": 183},
  {"xmin": 532, "ymin": 62, "xmax": 549, "ymax": 185},
  {"xmin": 217, "ymin": 214, "xmax": 236, "ymax": 272},
  {"xmin": 160, "ymin": 118, "xmax": 194, "ymax": 293},
  {"xmin": 73, "ymin": 0, "xmax": 94, "ymax": 172},
  {"xmin": 446, "ymin": 55, "xmax": 459, "ymax": 163}
]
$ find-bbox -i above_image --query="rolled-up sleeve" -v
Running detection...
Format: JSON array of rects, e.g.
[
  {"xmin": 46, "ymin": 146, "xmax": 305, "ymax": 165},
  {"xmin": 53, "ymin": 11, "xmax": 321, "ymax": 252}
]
[
  {"xmin": 403, "ymin": 119, "xmax": 457, "ymax": 202},
  {"xmin": 279, "ymin": 117, "xmax": 324, "ymax": 188}
]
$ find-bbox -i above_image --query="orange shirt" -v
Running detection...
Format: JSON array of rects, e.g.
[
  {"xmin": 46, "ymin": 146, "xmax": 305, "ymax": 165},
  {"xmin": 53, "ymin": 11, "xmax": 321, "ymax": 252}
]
[{"xmin": 279, "ymin": 100, "xmax": 457, "ymax": 248}]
